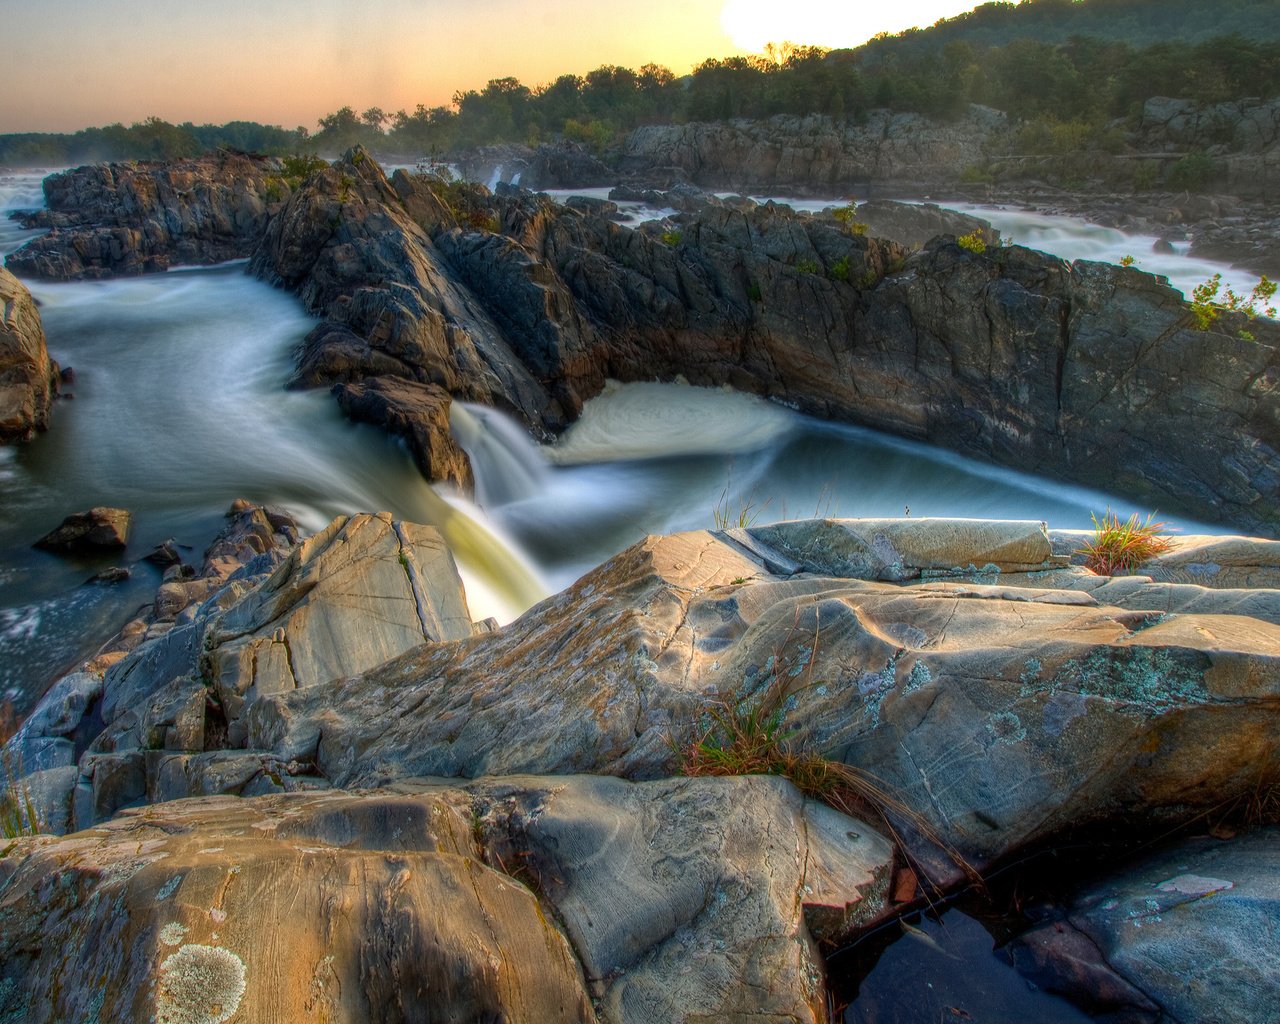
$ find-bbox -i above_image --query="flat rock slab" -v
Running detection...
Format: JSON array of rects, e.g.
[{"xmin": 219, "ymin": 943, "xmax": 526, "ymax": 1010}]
[
  {"xmin": 1010, "ymin": 828, "xmax": 1280, "ymax": 1024},
  {"xmin": 0, "ymin": 774, "xmax": 890, "ymax": 1024},
  {"xmin": 245, "ymin": 522, "xmax": 1280, "ymax": 879}
]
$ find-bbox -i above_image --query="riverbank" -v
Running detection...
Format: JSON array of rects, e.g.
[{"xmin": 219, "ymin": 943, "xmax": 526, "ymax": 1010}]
[{"xmin": 3, "ymin": 507, "xmax": 1278, "ymax": 1023}]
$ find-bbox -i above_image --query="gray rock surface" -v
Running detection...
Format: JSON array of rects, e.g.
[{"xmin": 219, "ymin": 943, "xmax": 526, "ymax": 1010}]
[
  {"xmin": 1011, "ymin": 828, "xmax": 1280, "ymax": 1024},
  {"xmin": 235, "ymin": 520, "xmax": 1280, "ymax": 879},
  {"xmin": 0, "ymin": 774, "xmax": 890, "ymax": 1024},
  {"xmin": 4, "ymin": 153, "xmax": 282, "ymax": 279}
]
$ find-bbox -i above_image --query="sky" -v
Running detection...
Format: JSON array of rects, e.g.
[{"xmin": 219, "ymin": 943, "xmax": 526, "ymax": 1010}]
[{"xmin": 0, "ymin": 0, "xmax": 985, "ymax": 133}]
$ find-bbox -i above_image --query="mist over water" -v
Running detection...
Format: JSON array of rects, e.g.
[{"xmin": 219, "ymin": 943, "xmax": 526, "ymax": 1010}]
[{"xmin": 0, "ymin": 170, "xmax": 1236, "ymax": 711}]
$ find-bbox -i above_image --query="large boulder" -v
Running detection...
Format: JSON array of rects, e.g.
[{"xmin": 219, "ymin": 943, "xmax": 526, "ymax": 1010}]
[
  {"xmin": 242, "ymin": 520, "xmax": 1280, "ymax": 878},
  {"xmin": 332, "ymin": 376, "xmax": 474, "ymax": 492},
  {"xmin": 33, "ymin": 506, "xmax": 131, "ymax": 551},
  {"xmin": 0, "ymin": 266, "xmax": 57, "ymax": 442},
  {"xmin": 0, "ymin": 775, "xmax": 892, "ymax": 1024}
]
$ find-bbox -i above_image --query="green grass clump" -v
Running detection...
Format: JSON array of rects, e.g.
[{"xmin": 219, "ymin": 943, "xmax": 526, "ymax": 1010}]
[
  {"xmin": 661, "ymin": 229, "xmax": 683, "ymax": 247},
  {"xmin": 795, "ymin": 257, "xmax": 821, "ymax": 274},
  {"xmin": 1077, "ymin": 510, "xmax": 1174, "ymax": 576}
]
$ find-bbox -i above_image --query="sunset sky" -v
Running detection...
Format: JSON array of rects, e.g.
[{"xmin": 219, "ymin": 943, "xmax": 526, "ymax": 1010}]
[{"xmin": 0, "ymin": 0, "xmax": 984, "ymax": 133}]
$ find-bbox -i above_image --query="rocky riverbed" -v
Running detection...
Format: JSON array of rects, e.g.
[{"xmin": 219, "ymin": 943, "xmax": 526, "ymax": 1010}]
[
  {"xmin": 2, "ymin": 148, "xmax": 1279, "ymax": 1023},
  {"xmin": 2, "ymin": 506, "xmax": 1279, "ymax": 1022},
  {"xmin": 10, "ymin": 149, "xmax": 1277, "ymax": 534}
]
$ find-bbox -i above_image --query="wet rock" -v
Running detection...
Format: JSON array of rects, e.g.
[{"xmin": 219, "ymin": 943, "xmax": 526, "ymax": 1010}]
[
  {"xmin": 34, "ymin": 506, "xmax": 131, "ymax": 551},
  {"xmin": 1010, "ymin": 829, "xmax": 1280, "ymax": 1024},
  {"xmin": 142, "ymin": 538, "xmax": 185, "ymax": 565},
  {"xmin": 332, "ymin": 376, "xmax": 474, "ymax": 492},
  {"xmin": 0, "ymin": 266, "xmax": 58, "ymax": 443},
  {"xmin": 87, "ymin": 566, "xmax": 130, "ymax": 584}
]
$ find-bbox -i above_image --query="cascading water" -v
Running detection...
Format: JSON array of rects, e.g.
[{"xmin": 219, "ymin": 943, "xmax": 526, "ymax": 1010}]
[{"xmin": 0, "ymin": 170, "xmax": 1241, "ymax": 714}]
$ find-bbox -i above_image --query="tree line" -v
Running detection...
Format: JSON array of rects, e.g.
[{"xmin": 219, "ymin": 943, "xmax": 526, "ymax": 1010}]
[{"xmin": 3, "ymin": 19, "xmax": 1279, "ymax": 167}]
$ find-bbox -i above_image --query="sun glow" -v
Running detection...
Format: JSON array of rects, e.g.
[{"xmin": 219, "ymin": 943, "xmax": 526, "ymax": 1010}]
[{"xmin": 719, "ymin": 0, "xmax": 979, "ymax": 53}]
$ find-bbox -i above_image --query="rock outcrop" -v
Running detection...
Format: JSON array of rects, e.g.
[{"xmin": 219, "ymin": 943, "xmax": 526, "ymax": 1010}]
[
  {"xmin": 10, "ymin": 150, "xmax": 1280, "ymax": 533},
  {"xmin": 0, "ymin": 266, "xmax": 57, "ymax": 442},
  {"xmin": 6, "ymin": 511, "xmax": 1280, "ymax": 1018},
  {"xmin": 4, "ymin": 153, "xmax": 283, "ymax": 280},
  {"xmin": 255, "ymin": 152, "xmax": 1280, "ymax": 534},
  {"xmin": 618, "ymin": 110, "xmax": 1000, "ymax": 194},
  {"xmin": 1011, "ymin": 828, "xmax": 1280, "ymax": 1024},
  {"xmin": 0, "ymin": 775, "xmax": 892, "ymax": 1024},
  {"xmin": 233, "ymin": 519, "xmax": 1280, "ymax": 878}
]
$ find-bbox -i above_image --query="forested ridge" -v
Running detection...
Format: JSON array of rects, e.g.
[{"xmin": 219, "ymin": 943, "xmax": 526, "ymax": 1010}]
[{"xmin": 4, "ymin": 0, "xmax": 1279, "ymax": 167}]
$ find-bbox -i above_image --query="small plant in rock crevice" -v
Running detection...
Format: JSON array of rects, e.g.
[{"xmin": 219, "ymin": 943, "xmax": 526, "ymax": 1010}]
[
  {"xmin": 1188, "ymin": 273, "xmax": 1277, "ymax": 335},
  {"xmin": 0, "ymin": 702, "xmax": 40, "ymax": 842},
  {"xmin": 675, "ymin": 612, "xmax": 979, "ymax": 890},
  {"xmin": 1076, "ymin": 510, "xmax": 1174, "ymax": 576},
  {"xmin": 956, "ymin": 230, "xmax": 987, "ymax": 254}
]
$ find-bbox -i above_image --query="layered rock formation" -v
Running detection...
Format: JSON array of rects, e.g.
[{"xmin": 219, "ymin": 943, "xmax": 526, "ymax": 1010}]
[
  {"xmin": 265, "ymin": 152, "xmax": 1280, "ymax": 534},
  {"xmin": 0, "ymin": 776, "xmax": 891, "ymax": 1024},
  {"xmin": 4, "ymin": 152, "xmax": 282, "ymax": 279},
  {"xmin": 617, "ymin": 110, "xmax": 1001, "ymax": 194},
  {"xmin": 7, "ymin": 150, "xmax": 1279, "ymax": 533},
  {"xmin": 0, "ymin": 266, "xmax": 57, "ymax": 442},
  {"xmin": 5, "ymin": 511, "xmax": 1280, "ymax": 1020}
]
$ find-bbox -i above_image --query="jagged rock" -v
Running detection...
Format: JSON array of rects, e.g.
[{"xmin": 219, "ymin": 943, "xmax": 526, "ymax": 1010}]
[
  {"xmin": 0, "ymin": 266, "xmax": 58, "ymax": 443},
  {"xmin": 253, "ymin": 149, "xmax": 566, "ymax": 434},
  {"xmin": 332, "ymin": 376, "xmax": 474, "ymax": 491},
  {"xmin": 1010, "ymin": 828, "xmax": 1280, "ymax": 1024},
  {"xmin": 19, "ymin": 151, "xmax": 1280, "ymax": 532},
  {"xmin": 4, "ymin": 153, "xmax": 282, "ymax": 280},
  {"xmin": 242, "ymin": 520, "xmax": 1280, "ymax": 878},
  {"xmin": 33, "ymin": 506, "xmax": 131, "ymax": 551},
  {"xmin": 0, "ymin": 775, "xmax": 891, "ymax": 1024}
]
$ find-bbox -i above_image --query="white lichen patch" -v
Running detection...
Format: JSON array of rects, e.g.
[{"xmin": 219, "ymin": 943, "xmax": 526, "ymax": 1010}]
[
  {"xmin": 209, "ymin": 908, "xmax": 227, "ymax": 924},
  {"xmin": 159, "ymin": 922, "xmax": 188, "ymax": 946},
  {"xmin": 157, "ymin": 944, "xmax": 246, "ymax": 1024}
]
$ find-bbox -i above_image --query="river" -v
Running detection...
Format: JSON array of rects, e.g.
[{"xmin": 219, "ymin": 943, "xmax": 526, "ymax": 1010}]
[{"xmin": 0, "ymin": 170, "xmax": 1237, "ymax": 716}]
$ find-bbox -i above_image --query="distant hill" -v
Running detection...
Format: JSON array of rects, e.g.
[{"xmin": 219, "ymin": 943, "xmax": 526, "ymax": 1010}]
[{"xmin": 858, "ymin": 0, "xmax": 1280, "ymax": 60}]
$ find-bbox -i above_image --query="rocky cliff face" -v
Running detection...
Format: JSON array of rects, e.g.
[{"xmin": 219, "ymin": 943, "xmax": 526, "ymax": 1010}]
[
  {"xmin": 4, "ymin": 153, "xmax": 282, "ymax": 279},
  {"xmin": 7, "ymin": 150, "xmax": 1278, "ymax": 532},
  {"xmin": 0, "ymin": 266, "xmax": 57, "ymax": 442},
  {"xmin": 263, "ymin": 151, "xmax": 1280, "ymax": 534},
  {"xmin": 618, "ymin": 109, "xmax": 1001, "ymax": 194}
]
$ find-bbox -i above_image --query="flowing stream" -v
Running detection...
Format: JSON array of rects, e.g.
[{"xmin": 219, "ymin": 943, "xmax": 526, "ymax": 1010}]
[{"xmin": 0, "ymin": 171, "xmax": 1232, "ymax": 719}]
